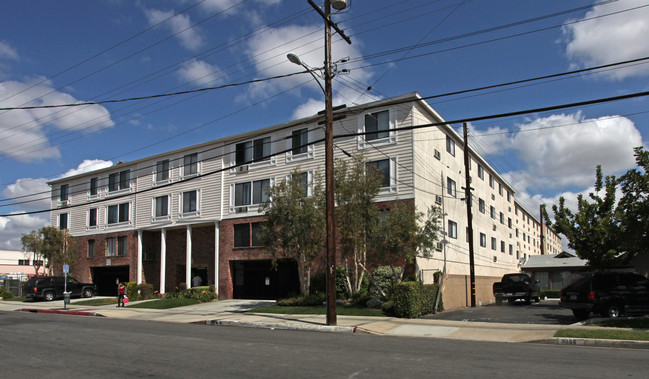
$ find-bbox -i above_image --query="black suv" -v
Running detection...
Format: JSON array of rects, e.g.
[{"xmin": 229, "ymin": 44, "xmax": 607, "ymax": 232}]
[
  {"xmin": 560, "ymin": 272, "xmax": 649, "ymax": 320},
  {"xmin": 23, "ymin": 276, "xmax": 96, "ymax": 301}
]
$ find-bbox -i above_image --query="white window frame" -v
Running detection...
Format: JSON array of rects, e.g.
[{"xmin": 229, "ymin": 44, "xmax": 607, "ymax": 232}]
[
  {"xmin": 58, "ymin": 212, "xmax": 69, "ymax": 230},
  {"xmin": 286, "ymin": 171, "xmax": 313, "ymax": 197},
  {"xmin": 154, "ymin": 159, "xmax": 172, "ymax": 185},
  {"xmin": 448, "ymin": 220, "xmax": 457, "ymax": 239},
  {"xmin": 180, "ymin": 153, "xmax": 201, "ymax": 179},
  {"xmin": 105, "ymin": 202, "xmax": 132, "ymax": 227},
  {"xmin": 88, "ymin": 177, "xmax": 99, "ymax": 199},
  {"xmin": 152, "ymin": 195, "xmax": 171, "ymax": 222},
  {"xmin": 357, "ymin": 107, "xmax": 396, "ymax": 150},
  {"xmin": 286, "ymin": 127, "xmax": 314, "ymax": 163},
  {"xmin": 367, "ymin": 157, "xmax": 398, "ymax": 195},
  {"xmin": 446, "ymin": 135, "xmax": 455, "ymax": 156},
  {"xmin": 87, "ymin": 208, "xmax": 98, "ymax": 230},
  {"xmin": 447, "ymin": 177, "xmax": 456, "ymax": 198},
  {"xmin": 229, "ymin": 178, "xmax": 274, "ymax": 213},
  {"xmin": 107, "ymin": 170, "xmax": 132, "ymax": 196},
  {"xmin": 179, "ymin": 189, "xmax": 200, "ymax": 219},
  {"xmin": 231, "ymin": 135, "xmax": 276, "ymax": 172}
]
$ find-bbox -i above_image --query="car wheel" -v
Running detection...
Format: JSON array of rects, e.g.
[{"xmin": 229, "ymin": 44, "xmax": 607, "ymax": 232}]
[
  {"xmin": 496, "ymin": 298, "xmax": 503, "ymax": 305},
  {"xmin": 43, "ymin": 291, "xmax": 55, "ymax": 301},
  {"xmin": 525, "ymin": 296, "xmax": 532, "ymax": 305},
  {"xmin": 534, "ymin": 296, "xmax": 540, "ymax": 303},
  {"xmin": 601, "ymin": 303, "xmax": 621, "ymax": 318},
  {"xmin": 572, "ymin": 309, "xmax": 590, "ymax": 320},
  {"xmin": 83, "ymin": 288, "xmax": 93, "ymax": 298}
]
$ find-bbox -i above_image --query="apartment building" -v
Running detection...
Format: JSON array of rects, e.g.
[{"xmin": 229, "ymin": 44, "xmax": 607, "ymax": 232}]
[{"xmin": 48, "ymin": 92, "xmax": 561, "ymax": 308}]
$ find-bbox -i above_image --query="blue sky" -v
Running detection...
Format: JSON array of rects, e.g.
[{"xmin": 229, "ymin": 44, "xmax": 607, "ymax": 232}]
[{"xmin": 1, "ymin": 0, "xmax": 648, "ymax": 250}]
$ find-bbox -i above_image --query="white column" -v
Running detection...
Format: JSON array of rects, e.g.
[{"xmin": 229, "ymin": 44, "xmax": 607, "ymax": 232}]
[
  {"xmin": 160, "ymin": 229, "xmax": 167, "ymax": 294},
  {"xmin": 214, "ymin": 222, "xmax": 220, "ymax": 296},
  {"xmin": 137, "ymin": 230, "xmax": 143, "ymax": 284},
  {"xmin": 186, "ymin": 225, "xmax": 192, "ymax": 288}
]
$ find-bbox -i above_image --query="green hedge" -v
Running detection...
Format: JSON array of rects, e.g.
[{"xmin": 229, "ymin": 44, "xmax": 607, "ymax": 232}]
[
  {"xmin": 164, "ymin": 285, "xmax": 216, "ymax": 302},
  {"xmin": 541, "ymin": 290, "xmax": 560, "ymax": 299},
  {"xmin": 392, "ymin": 281, "xmax": 442, "ymax": 318}
]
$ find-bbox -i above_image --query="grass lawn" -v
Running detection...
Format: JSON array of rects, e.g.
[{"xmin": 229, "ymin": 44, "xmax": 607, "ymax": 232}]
[
  {"xmin": 126, "ymin": 298, "xmax": 200, "ymax": 309},
  {"xmin": 555, "ymin": 328, "xmax": 649, "ymax": 341},
  {"xmin": 74, "ymin": 298, "xmax": 116, "ymax": 306},
  {"xmin": 555, "ymin": 317, "xmax": 649, "ymax": 341},
  {"xmin": 248, "ymin": 304, "xmax": 385, "ymax": 317}
]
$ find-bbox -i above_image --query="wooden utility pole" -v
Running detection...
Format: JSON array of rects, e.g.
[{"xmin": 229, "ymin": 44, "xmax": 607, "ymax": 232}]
[
  {"xmin": 463, "ymin": 123, "xmax": 476, "ymax": 307},
  {"xmin": 539, "ymin": 205, "xmax": 545, "ymax": 255}
]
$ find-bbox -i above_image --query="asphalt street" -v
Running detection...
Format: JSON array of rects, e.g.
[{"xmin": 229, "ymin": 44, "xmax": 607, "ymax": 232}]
[{"xmin": 1, "ymin": 310, "xmax": 646, "ymax": 378}]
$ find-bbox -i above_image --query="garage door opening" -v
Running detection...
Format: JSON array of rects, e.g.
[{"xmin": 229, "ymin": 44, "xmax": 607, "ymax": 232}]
[
  {"xmin": 231, "ymin": 259, "xmax": 299, "ymax": 299},
  {"xmin": 92, "ymin": 266, "xmax": 130, "ymax": 296}
]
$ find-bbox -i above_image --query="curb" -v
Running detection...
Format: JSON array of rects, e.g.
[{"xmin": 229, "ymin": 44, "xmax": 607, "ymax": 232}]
[
  {"xmin": 205, "ymin": 319, "xmax": 357, "ymax": 334},
  {"xmin": 546, "ymin": 337, "xmax": 649, "ymax": 350},
  {"xmin": 18, "ymin": 308, "xmax": 105, "ymax": 317}
]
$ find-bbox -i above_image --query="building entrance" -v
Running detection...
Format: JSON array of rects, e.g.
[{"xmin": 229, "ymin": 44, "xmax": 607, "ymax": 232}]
[
  {"xmin": 231, "ymin": 259, "xmax": 299, "ymax": 299},
  {"xmin": 91, "ymin": 266, "xmax": 130, "ymax": 296}
]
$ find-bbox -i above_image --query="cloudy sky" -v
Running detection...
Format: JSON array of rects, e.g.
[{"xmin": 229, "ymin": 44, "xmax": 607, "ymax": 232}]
[{"xmin": 1, "ymin": 0, "xmax": 648, "ymax": 251}]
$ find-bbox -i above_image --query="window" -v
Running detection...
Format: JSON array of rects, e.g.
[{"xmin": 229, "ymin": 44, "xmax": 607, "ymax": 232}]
[
  {"xmin": 33, "ymin": 260, "xmax": 43, "ymax": 266},
  {"xmin": 365, "ymin": 110, "xmax": 390, "ymax": 141},
  {"xmin": 490, "ymin": 206, "xmax": 496, "ymax": 219},
  {"xmin": 234, "ymin": 224, "xmax": 250, "ymax": 248},
  {"xmin": 183, "ymin": 153, "xmax": 198, "ymax": 177},
  {"xmin": 500, "ymin": 212, "xmax": 504, "ymax": 224},
  {"xmin": 90, "ymin": 177, "xmax": 98, "ymax": 196},
  {"xmin": 480, "ymin": 233, "xmax": 487, "ymax": 247},
  {"xmin": 88, "ymin": 208, "xmax": 97, "ymax": 228},
  {"xmin": 182, "ymin": 190, "xmax": 198, "ymax": 214},
  {"xmin": 117, "ymin": 236, "xmax": 127, "ymax": 256},
  {"xmin": 60, "ymin": 184, "xmax": 69, "ymax": 201},
  {"xmin": 59, "ymin": 213, "xmax": 68, "ymax": 230},
  {"xmin": 251, "ymin": 222, "xmax": 263, "ymax": 246},
  {"xmin": 509, "ymin": 244, "xmax": 513, "ymax": 255},
  {"xmin": 479, "ymin": 198, "xmax": 485, "ymax": 213},
  {"xmin": 489, "ymin": 174, "xmax": 494, "ymax": 189},
  {"xmin": 501, "ymin": 241, "xmax": 505, "ymax": 253},
  {"xmin": 446, "ymin": 135, "xmax": 455, "ymax": 156},
  {"xmin": 478, "ymin": 165, "xmax": 484, "ymax": 180},
  {"xmin": 447, "ymin": 177, "xmax": 456, "ymax": 197},
  {"xmin": 516, "ymin": 228, "xmax": 519, "ymax": 237},
  {"xmin": 108, "ymin": 203, "xmax": 129, "ymax": 224},
  {"xmin": 106, "ymin": 237, "xmax": 116, "ymax": 257},
  {"xmin": 18, "ymin": 259, "xmax": 30, "ymax": 265},
  {"xmin": 507, "ymin": 191, "xmax": 511, "ymax": 202},
  {"xmin": 88, "ymin": 240, "xmax": 95, "ymax": 258},
  {"xmin": 491, "ymin": 237, "xmax": 497, "ymax": 250},
  {"xmin": 498, "ymin": 182, "xmax": 503, "ymax": 196},
  {"xmin": 293, "ymin": 172, "xmax": 309, "ymax": 195},
  {"xmin": 367, "ymin": 159, "xmax": 390, "ymax": 187},
  {"xmin": 448, "ymin": 220, "xmax": 457, "ymax": 239},
  {"xmin": 234, "ymin": 179, "xmax": 270, "ymax": 209},
  {"xmin": 154, "ymin": 196, "xmax": 169, "ymax": 218},
  {"xmin": 156, "ymin": 159, "xmax": 170, "ymax": 182},
  {"xmin": 236, "ymin": 137, "xmax": 270, "ymax": 165},
  {"xmin": 291, "ymin": 128, "xmax": 308, "ymax": 155},
  {"xmin": 109, "ymin": 170, "xmax": 130, "ymax": 192},
  {"xmin": 508, "ymin": 218, "xmax": 512, "ymax": 229}
]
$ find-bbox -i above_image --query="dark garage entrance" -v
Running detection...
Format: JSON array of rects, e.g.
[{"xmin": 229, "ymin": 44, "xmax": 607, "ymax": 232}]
[
  {"xmin": 231, "ymin": 259, "xmax": 299, "ymax": 299},
  {"xmin": 92, "ymin": 266, "xmax": 130, "ymax": 296}
]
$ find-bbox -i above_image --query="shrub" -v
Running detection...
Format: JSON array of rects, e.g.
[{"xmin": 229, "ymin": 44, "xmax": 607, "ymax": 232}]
[
  {"xmin": 137, "ymin": 284, "xmax": 155, "ymax": 300},
  {"xmin": 541, "ymin": 290, "xmax": 560, "ymax": 299},
  {"xmin": 0, "ymin": 286, "xmax": 14, "ymax": 299},
  {"xmin": 277, "ymin": 292, "xmax": 325, "ymax": 306},
  {"xmin": 310, "ymin": 271, "xmax": 326, "ymax": 294},
  {"xmin": 420, "ymin": 284, "xmax": 442, "ymax": 315},
  {"xmin": 392, "ymin": 281, "xmax": 422, "ymax": 318},
  {"xmin": 371, "ymin": 266, "xmax": 402, "ymax": 299},
  {"xmin": 381, "ymin": 300, "xmax": 394, "ymax": 316},
  {"xmin": 189, "ymin": 286, "xmax": 216, "ymax": 302},
  {"xmin": 126, "ymin": 282, "xmax": 140, "ymax": 300}
]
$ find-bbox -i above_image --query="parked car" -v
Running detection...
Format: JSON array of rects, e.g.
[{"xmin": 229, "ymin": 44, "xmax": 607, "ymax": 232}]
[
  {"xmin": 559, "ymin": 272, "xmax": 649, "ymax": 320},
  {"xmin": 493, "ymin": 273, "xmax": 541, "ymax": 305},
  {"xmin": 23, "ymin": 276, "xmax": 96, "ymax": 301}
]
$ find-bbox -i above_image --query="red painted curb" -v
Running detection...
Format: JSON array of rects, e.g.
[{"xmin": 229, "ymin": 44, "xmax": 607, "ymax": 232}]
[{"xmin": 19, "ymin": 308, "xmax": 104, "ymax": 317}]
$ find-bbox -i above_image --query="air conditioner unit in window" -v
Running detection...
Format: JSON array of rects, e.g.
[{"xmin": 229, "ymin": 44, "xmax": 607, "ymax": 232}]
[
  {"xmin": 237, "ymin": 165, "xmax": 249, "ymax": 172},
  {"xmin": 493, "ymin": 224, "xmax": 497, "ymax": 231},
  {"xmin": 434, "ymin": 149, "xmax": 441, "ymax": 160},
  {"xmin": 60, "ymin": 200, "xmax": 69, "ymax": 207},
  {"xmin": 493, "ymin": 256, "xmax": 498, "ymax": 262},
  {"xmin": 234, "ymin": 206, "xmax": 248, "ymax": 214},
  {"xmin": 435, "ymin": 242, "xmax": 443, "ymax": 251},
  {"xmin": 435, "ymin": 195, "xmax": 442, "ymax": 205}
]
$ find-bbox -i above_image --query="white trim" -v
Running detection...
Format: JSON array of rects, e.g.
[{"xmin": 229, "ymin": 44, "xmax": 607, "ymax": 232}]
[
  {"xmin": 179, "ymin": 189, "xmax": 201, "ymax": 219},
  {"xmin": 151, "ymin": 194, "xmax": 172, "ymax": 223},
  {"xmin": 180, "ymin": 152, "xmax": 201, "ymax": 179},
  {"xmin": 357, "ymin": 107, "xmax": 397, "ymax": 150},
  {"xmin": 285, "ymin": 127, "xmax": 315, "ymax": 163}
]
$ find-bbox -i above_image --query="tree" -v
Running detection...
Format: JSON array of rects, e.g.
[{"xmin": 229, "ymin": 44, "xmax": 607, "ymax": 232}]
[
  {"xmin": 617, "ymin": 147, "xmax": 649, "ymax": 260},
  {"xmin": 21, "ymin": 226, "xmax": 78, "ymax": 274},
  {"xmin": 21, "ymin": 230, "xmax": 44, "ymax": 275},
  {"xmin": 551, "ymin": 166, "xmax": 621, "ymax": 269},
  {"xmin": 258, "ymin": 169, "xmax": 325, "ymax": 296},
  {"xmin": 334, "ymin": 154, "xmax": 383, "ymax": 298},
  {"xmin": 368, "ymin": 202, "xmax": 442, "ymax": 297}
]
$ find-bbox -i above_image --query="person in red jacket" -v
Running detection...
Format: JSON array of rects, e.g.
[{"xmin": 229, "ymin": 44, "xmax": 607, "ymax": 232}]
[{"xmin": 117, "ymin": 283, "xmax": 126, "ymax": 307}]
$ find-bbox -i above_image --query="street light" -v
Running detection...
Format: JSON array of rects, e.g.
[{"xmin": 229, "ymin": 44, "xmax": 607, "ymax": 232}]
[{"xmin": 286, "ymin": 53, "xmax": 325, "ymax": 94}]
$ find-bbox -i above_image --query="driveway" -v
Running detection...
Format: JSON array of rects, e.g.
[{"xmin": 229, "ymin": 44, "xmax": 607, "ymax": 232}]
[{"xmin": 425, "ymin": 299, "xmax": 577, "ymax": 325}]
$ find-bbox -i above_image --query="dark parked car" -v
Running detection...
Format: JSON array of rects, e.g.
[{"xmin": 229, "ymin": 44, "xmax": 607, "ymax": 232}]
[
  {"xmin": 559, "ymin": 272, "xmax": 649, "ymax": 320},
  {"xmin": 23, "ymin": 276, "xmax": 96, "ymax": 301},
  {"xmin": 493, "ymin": 273, "xmax": 541, "ymax": 305}
]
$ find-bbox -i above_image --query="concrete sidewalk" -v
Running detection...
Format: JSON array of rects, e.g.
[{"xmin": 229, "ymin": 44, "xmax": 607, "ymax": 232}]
[{"xmin": 2, "ymin": 298, "xmax": 647, "ymax": 349}]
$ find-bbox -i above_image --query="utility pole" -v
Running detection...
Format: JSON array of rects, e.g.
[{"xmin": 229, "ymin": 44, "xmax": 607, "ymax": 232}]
[
  {"xmin": 539, "ymin": 205, "xmax": 545, "ymax": 255},
  {"xmin": 307, "ymin": 0, "xmax": 351, "ymax": 326},
  {"xmin": 463, "ymin": 123, "xmax": 476, "ymax": 307}
]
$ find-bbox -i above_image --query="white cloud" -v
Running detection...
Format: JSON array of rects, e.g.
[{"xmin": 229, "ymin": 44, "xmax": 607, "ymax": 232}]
[
  {"xmin": 0, "ymin": 79, "xmax": 114, "ymax": 162},
  {"xmin": 241, "ymin": 23, "xmax": 377, "ymax": 116},
  {"xmin": 2, "ymin": 178, "xmax": 50, "ymax": 212},
  {"xmin": 144, "ymin": 8, "xmax": 205, "ymax": 52},
  {"xmin": 292, "ymin": 98, "xmax": 325, "ymax": 120},
  {"xmin": 177, "ymin": 59, "xmax": 222, "ymax": 86},
  {"xmin": 0, "ymin": 213, "xmax": 49, "ymax": 251},
  {"xmin": 0, "ymin": 40, "xmax": 18, "ymax": 60},
  {"xmin": 59, "ymin": 159, "xmax": 114, "ymax": 178},
  {"xmin": 563, "ymin": 0, "xmax": 649, "ymax": 79}
]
